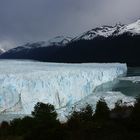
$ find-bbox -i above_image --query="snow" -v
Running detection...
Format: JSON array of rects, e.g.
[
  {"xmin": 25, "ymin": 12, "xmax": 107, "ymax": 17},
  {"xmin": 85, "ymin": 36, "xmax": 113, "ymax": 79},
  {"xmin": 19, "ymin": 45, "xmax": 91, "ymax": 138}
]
[
  {"xmin": 1, "ymin": 19, "xmax": 140, "ymax": 56},
  {"xmin": 119, "ymin": 20, "xmax": 140, "ymax": 35},
  {"xmin": 6, "ymin": 36, "xmax": 71, "ymax": 53},
  {"xmin": 73, "ymin": 24, "xmax": 124, "ymax": 41},
  {"xmin": 48, "ymin": 36, "xmax": 72, "ymax": 46},
  {"xmin": 73, "ymin": 20, "xmax": 140, "ymax": 41},
  {"xmin": 0, "ymin": 60, "xmax": 127, "ymax": 119},
  {"xmin": 2, "ymin": 20, "xmax": 140, "ymax": 56},
  {"xmin": 0, "ymin": 48, "xmax": 5, "ymax": 54},
  {"xmin": 0, "ymin": 48, "xmax": 6, "ymax": 53}
]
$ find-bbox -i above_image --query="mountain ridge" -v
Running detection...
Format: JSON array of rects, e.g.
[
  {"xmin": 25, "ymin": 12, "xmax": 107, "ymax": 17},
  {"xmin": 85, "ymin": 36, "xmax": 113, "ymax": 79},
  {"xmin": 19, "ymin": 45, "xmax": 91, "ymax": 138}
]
[{"xmin": 0, "ymin": 20, "xmax": 140, "ymax": 66}]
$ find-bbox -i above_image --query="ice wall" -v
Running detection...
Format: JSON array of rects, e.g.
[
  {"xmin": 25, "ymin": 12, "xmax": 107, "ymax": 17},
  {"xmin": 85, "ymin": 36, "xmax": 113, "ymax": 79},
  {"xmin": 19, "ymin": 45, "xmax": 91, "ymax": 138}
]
[{"xmin": 0, "ymin": 60, "xmax": 127, "ymax": 115}]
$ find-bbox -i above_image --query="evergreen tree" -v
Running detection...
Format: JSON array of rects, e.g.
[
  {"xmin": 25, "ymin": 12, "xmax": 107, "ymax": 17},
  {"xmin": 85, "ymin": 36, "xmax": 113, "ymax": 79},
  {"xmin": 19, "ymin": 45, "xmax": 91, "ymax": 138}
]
[
  {"xmin": 32, "ymin": 102, "xmax": 57, "ymax": 121},
  {"xmin": 132, "ymin": 97, "xmax": 140, "ymax": 119},
  {"xmin": 94, "ymin": 98, "xmax": 110, "ymax": 121},
  {"xmin": 25, "ymin": 102, "xmax": 60, "ymax": 140}
]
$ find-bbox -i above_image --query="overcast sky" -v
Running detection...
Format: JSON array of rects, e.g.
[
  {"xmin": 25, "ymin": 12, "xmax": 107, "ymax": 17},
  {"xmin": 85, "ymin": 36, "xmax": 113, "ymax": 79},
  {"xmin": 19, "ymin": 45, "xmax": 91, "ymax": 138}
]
[{"xmin": 0, "ymin": 0, "xmax": 140, "ymax": 50}]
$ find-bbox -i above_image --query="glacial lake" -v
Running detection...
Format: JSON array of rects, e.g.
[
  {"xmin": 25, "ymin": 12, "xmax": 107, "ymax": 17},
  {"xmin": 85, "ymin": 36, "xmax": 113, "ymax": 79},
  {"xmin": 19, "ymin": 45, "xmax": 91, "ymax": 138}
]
[
  {"xmin": 82, "ymin": 67, "xmax": 140, "ymax": 100},
  {"xmin": 102, "ymin": 67, "xmax": 140, "ymax": 97}
]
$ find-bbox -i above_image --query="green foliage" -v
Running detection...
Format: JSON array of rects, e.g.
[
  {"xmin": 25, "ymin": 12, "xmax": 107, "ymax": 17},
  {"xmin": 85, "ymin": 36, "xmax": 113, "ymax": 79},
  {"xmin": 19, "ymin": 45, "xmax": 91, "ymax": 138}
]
[
  {"xmin": 81, "ymin": 104, "xmax": 93, "ymax": 121},
  {"xmin": 0, "ymin": 121, "xmax": 10, "ymax": 136},
  {"xmin": 67, "ymin": 105, "xmax": 93, "ymax": 131},
  {"xmin": 0, "ymin": 121, "xmax": 9, "ymax": 129},
  {"xmin": 111, "ymin": 100, "xmax": 133, "ymax": 120},
  {"xmin": 129, "ymin": 97, "xmax": 140, "ymax": 131},
  {"xmin": 68, "ymin": 105, "xmax": 93, "ymax": 122},
  {"xmin": 10, "ymin": 118, "xmax": 23, "ymax": 135},
  {"xmin": 94, "ymin": 98, "xmax": 110, "ymax": 121},
  {"xmin": 25, "ymin": 102, "xmax": 60, "ymax": 140},
  {"xmin": 1, "ymin": 99, "xmax": 140, "ymax": 140},
  {"xmin": 132, "ymin": 97, "xmax": 140, "ymax": 118},
  {"xmin": 32, "ymin": 102, "xmax": 57, "ymax": 121}
]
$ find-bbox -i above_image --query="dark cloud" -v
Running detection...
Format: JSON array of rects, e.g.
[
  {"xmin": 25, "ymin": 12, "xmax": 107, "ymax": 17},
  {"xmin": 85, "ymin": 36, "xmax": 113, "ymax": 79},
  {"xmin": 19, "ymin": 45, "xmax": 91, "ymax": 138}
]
[{"xmin": 0, "ymin": 0, "xmax": 140, "ymax": 49}]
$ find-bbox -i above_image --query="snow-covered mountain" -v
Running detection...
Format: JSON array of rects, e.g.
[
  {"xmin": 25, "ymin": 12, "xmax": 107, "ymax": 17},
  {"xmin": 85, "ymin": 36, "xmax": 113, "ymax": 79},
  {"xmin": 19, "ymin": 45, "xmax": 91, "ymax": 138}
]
[
  {"xmin": 4, "ymin": 36, "xmax": 72, "ymax": 53},
  {"xmin": 2, "ymin": 19, "xmax": 140, "ymax": 53},
  {"xmin": 119, "ymin": 19, "xmax": 140, "ymax": 35},
  {"xmin": 72, "ymin": 24, "xmax": 124, "ymax": 41},
  {"xmin": 0, "ymin": 20, "xmax": 140, "ymax": 66},
  {"xmin": 73, "ymin": 19, "xmax": 140, "ymax": 41},
  {"xmin": 0, "ymin": 48, "xmax": 6, "ymax": 54},
  {"xmin": 47, "ymin": 36, "xmax": 72, "ymax": 46}
]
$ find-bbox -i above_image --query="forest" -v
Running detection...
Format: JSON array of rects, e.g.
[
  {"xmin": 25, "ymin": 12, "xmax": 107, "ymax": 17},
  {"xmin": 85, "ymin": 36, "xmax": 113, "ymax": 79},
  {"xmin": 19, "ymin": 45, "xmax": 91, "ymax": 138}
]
[{"xmin": 0, "ymin": 98, "xmax": 140, "ymax": 140}]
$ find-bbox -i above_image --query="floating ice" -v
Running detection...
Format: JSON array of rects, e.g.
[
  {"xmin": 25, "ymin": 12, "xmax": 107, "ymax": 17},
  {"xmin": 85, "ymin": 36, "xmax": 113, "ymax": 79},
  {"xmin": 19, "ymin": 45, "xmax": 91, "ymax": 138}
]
[{"xmin": 119, "ymin": 76, "xmax": 140, "ymax": 83}]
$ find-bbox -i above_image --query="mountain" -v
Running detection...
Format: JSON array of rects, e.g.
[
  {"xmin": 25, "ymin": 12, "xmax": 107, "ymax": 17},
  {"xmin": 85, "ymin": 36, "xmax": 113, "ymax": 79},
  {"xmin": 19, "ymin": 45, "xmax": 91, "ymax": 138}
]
[
  {"xmin": 72, "ymin": 23, "xmax": 124, "ymax": 41},
  {"xmin": 73, "ymin": 20, "xmax": 140, "ymax": 41},
  {"xmin": 0, "ymin": 48, "xmax": 6, "ymax": 54},
  {"xmin": 3, "ymin": 36, "xmax": 72, "ymax": 53},
  {"xmin": 47, "ymin": 36, "xmax": 72, "ymax": 46},
  {"xmin": 0, "ymin": 36, "xmax": 72, "ymax": 60},
  {"xmin": 1, "ymin": 20, "xmax": 140, "ymax": 66},
  {"xmin": 119, "ymin": 19, "xmax": 140, "ymax": 35}
]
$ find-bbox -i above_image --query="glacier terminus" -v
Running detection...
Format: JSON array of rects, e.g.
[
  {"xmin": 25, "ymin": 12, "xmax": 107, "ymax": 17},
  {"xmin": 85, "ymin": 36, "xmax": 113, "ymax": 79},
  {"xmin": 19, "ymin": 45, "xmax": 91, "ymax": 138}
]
[{"xmin": 0, "ymin": 60, "xmax": 129, "ymax": 120}]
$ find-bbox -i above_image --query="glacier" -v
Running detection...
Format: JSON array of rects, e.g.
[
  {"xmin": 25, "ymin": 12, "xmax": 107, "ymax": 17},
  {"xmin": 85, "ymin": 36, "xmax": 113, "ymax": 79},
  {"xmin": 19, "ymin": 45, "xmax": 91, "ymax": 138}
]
[{"xmin": 0, "ymin": 60, "xmax": 128, "ymax": 120}]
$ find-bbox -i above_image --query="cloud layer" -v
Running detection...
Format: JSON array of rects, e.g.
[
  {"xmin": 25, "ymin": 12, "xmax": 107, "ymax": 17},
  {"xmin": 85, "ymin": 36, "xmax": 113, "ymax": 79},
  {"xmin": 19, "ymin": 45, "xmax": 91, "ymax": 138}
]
[{"xmin": 0, "ymin": 0, "xmax": 140, "ymax": 49}]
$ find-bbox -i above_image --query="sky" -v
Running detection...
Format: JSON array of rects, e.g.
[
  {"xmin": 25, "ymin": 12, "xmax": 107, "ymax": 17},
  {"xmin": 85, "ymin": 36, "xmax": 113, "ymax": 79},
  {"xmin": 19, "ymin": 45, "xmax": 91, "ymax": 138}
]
[{"xmin": 0, "ymin": 0, "xmax": 140, "ymax": 50}]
